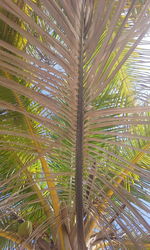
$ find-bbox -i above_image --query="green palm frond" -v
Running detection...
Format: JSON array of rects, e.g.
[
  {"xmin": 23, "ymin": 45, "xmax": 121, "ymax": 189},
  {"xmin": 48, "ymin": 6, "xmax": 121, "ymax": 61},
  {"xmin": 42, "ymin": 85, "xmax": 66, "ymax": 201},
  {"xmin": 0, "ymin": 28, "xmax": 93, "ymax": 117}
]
[{"xmin": 0, "ymin": 0, "xmax": 150, "ymax": 249}]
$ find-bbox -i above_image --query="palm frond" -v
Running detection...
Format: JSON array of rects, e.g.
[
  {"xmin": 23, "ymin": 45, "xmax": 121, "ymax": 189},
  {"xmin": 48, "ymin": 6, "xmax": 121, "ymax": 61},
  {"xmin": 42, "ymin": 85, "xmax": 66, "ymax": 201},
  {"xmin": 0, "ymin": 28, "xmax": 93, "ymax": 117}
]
[{"xmin": 0, "ymin": 0, "xmax": 150, "ymax": 249}]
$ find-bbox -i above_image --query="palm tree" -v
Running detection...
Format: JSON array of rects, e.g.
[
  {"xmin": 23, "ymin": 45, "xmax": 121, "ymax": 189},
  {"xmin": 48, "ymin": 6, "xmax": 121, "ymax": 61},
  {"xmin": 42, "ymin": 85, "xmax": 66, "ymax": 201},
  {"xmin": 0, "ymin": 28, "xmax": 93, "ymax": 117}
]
[{"xmin": 0, "ymin": 0, "xmax": 150, "ymax": 249}]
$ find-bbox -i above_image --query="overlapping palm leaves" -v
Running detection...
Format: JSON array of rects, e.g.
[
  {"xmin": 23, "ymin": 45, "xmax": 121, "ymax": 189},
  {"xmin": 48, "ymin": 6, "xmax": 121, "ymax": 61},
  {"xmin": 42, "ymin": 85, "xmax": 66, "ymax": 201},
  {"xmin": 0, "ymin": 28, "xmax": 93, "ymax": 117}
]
[{"xmin": 0, "ymin": 0, "xmax": 150, "ymax": 249}]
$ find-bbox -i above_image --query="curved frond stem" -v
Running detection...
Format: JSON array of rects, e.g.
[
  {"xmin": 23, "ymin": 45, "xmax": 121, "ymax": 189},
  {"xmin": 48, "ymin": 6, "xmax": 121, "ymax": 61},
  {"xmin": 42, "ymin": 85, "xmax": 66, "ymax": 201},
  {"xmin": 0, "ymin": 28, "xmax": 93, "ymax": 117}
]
[{"xmin": 3, "ymin": 72, "xmax": 65, "ymax": 250}]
